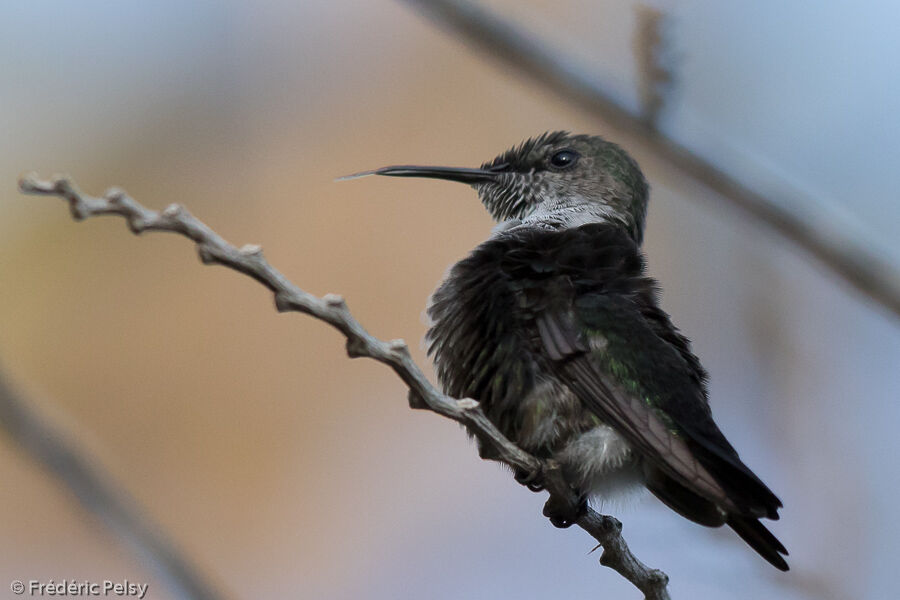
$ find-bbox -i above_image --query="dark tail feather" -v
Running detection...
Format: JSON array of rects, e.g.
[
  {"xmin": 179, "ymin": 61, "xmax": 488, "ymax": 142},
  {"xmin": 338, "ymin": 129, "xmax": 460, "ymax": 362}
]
[
  {"xmin": 644, "ymin": 464, "xmax": 725, "ymax": 527},
  {"xmin": 727, "ymin": 515, "xmax": 789, "ymax": 571},
  {"xmin": 646, "ymin": 464, "xmax": 789, "ymax": 571},
  {"xmin": 686, "ymin": 433, "xmax": 783, "ymax": 520}
]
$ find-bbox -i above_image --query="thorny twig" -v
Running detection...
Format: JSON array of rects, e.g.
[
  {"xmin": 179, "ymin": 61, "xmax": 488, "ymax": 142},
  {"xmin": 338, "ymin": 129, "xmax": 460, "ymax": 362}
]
[{"xmin": 19, "ymin": 173, "xmax": 671, "ymax": 600}]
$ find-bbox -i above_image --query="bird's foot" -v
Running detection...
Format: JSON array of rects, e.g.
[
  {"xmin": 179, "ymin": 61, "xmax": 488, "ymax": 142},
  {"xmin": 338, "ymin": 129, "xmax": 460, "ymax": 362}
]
[
  {"xmin": 543, "ymin": 493, "xmax": 587, "ymax": 528},
  {"xmin": 514, "ymin": 466, "xmax": 545, "ymax": 492}
]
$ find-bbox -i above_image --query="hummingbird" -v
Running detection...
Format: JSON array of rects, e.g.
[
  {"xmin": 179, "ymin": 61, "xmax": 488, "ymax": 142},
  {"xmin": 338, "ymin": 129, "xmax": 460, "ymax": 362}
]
[{"xmin": 342, "ymin": 131, "xmax": 788, "ymax": 571}]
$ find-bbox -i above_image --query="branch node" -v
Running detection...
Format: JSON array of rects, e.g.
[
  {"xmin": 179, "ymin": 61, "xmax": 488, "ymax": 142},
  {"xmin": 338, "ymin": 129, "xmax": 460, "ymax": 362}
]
[
  {"xmin": 197, "ymin": 244, "xmax": 216, "ymax": 265},
  {"xmin": 162, "ymin": 203, "xmax": 183, "ymax": 218},
  {"xmin": 598, "ymin": 549, "xmax": 614, "ymax": 567},
  {"xmin": 127, "ymin": 217, "xmax": 147, "ymax": 233},
  {"xmin": 70, "ymin": 203, "xmax": 89, "ymax": 221},
  {"xmin": 407, "ymin": 389, "xmax": 428, "ymax": 410},
  {"xmin": 455, "ymin": 398, "xmax": 480, "ymax": 410},
  {"xmin": 17, "ymin": 172, "xmax": 40, "ymax": 193},
  {"xmin": 274, "ymin": 292, "xmax": 294, "ymax": 313},
  {"xmin": 604, "ymin": 515, "xmax": 623, "ymax": 534},
  {"xmin": 323, "ymin": 293, "xmax": 345, "ymax": 309},
  {"xmin": 346, "ymin": 337, "xmax": 368, "ymax": 358},
  {"xmin": 104, "ymin": 185, "xmax": 123, "ymax": 199},
  {"xmin": 388, "ymin": 339, "xmax": 409, "ymax": 356},
  {"xmin": 53, "ymin": 175, "xmax": 76, "ymax": 196},
  {"xmin": 240, "ymin": 243, "xmax": 263, "ymax": 257}
]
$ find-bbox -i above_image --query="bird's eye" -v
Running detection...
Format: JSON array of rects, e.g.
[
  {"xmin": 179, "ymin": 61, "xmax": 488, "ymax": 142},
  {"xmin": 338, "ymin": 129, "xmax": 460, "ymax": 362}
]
[{"xmin": 549, "ymin": 149, "xmax": 579, "ymax": 169}]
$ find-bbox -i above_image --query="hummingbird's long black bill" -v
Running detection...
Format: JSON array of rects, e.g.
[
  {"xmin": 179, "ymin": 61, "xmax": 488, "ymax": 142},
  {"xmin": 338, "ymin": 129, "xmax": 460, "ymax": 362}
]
[{"xmin": 336, "ymin": 165, "xmax": 499, "ymax": 184}]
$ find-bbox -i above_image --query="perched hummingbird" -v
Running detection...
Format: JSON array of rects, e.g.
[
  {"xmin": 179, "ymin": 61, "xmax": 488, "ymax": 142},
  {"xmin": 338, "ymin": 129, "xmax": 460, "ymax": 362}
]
[{"xmin": 343, "ymin": 131, "xmax": 788, "ymax": 570}]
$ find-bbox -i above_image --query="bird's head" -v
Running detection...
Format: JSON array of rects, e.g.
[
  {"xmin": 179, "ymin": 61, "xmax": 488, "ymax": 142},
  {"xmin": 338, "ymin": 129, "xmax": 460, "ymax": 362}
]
[{"xmin": 341, "ymin": 131, "xmax": 649, "ymax": 244}]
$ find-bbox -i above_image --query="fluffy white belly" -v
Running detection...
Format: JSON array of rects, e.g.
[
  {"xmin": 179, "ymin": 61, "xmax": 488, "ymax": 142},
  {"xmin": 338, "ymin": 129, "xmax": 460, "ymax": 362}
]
[
  {"xmin": 512, "ymin": 379, "xmax": 645, "ymax": 504},
  {"xmin": 556, "ymin": 425, "xmax": 645, "ymax": 503}
]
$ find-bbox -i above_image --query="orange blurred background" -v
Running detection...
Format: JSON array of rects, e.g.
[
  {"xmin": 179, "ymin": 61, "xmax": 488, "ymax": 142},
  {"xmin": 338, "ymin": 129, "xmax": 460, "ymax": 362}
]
[{"xmin": 1, "ymin": 2, "xmax": 898, "ymax": 599}]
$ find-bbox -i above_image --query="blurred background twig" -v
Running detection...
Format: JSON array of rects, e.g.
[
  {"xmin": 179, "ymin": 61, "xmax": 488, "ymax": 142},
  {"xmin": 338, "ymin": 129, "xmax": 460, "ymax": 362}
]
[
  {"xmin": 0, "ymin": 369, "xmax": 227, "ymax": 600},
  {"xmin": 403, "ymin": 0, "xmax": 900, "ymax": 319}
]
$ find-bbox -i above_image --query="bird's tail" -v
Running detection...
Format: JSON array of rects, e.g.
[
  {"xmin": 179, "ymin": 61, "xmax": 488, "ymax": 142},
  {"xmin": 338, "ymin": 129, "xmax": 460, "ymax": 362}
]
[
  {"xmin": 645, "ymin": 464, "xmax": 789, "ymax": 570},
  {"xmin": 726, "ymin": 515, "xmax": 789, "ymax": 571}
]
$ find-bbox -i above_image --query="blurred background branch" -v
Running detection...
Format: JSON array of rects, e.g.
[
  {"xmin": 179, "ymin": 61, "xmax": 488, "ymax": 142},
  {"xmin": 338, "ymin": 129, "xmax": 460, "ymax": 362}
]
[
  {"xmin": 633, "ymin": 5, "xmax": 673, "ymax": 128},
  {"xmin": 0, "ymin": 369, "xmax": 227, "ymax": 600},
  {"xmin": 402, "ymin": 0, "xmax": 900, "ymax": 319}
]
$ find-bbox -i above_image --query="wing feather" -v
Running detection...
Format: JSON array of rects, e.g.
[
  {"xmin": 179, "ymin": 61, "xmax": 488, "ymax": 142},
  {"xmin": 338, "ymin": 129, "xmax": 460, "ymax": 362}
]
[{"xmin": 537, "ymin": 312, "xmax": 737, "ymax": 510}]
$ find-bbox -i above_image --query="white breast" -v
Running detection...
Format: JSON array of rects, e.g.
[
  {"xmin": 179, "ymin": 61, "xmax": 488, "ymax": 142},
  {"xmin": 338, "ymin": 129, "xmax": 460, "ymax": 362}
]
[{"xmin": 557, "ymin": 425, "xmax": 645, "ymax": 505}]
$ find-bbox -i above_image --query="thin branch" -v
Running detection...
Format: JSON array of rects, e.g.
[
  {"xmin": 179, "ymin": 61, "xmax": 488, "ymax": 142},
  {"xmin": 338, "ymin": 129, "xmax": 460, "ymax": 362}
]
[
  {"xmin": 401, "ymin": 0, "xmax": 900, "ymax": 320},
  {"xmin": 0, "ymin": 370, "xmax": 228, "ymax": 600},
  {"xmin": 19, "ymin": 173, "xmax": 671, "ymax": 600}
]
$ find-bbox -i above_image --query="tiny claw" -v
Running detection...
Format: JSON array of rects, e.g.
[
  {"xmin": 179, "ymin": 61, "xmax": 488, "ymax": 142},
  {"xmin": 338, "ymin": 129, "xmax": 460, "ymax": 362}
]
[
  {"xmin": 548, "ymin": 514, "xmax": 574, "ymax": 529},
  {"xmin": 514, "ymin": 467, "xmax": 544, "ymax": 492},
  {"xmin": 543, "ymin": 494, "xmax": 587, "ymax": 529}
]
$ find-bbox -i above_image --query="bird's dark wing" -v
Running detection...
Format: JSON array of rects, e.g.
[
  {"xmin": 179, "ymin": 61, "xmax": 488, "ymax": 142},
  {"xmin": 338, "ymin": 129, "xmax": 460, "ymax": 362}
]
[
  {"xmin": 500, "ymin": 223, "xmax": 783, "ymax": 519},
  {"xmin": 537, "ymin": 303, "xmax": 780, "ymax": 519},
  {"xmin": 544, "ymin": 315, "xmax": 730, "ymax": 501}
]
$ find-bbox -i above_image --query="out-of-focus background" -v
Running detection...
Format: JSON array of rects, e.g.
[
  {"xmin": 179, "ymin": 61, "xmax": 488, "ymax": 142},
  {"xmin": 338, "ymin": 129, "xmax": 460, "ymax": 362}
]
[{"xmin": 1, "ymin": 2, "xmax": 898, "ymax": 599}]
